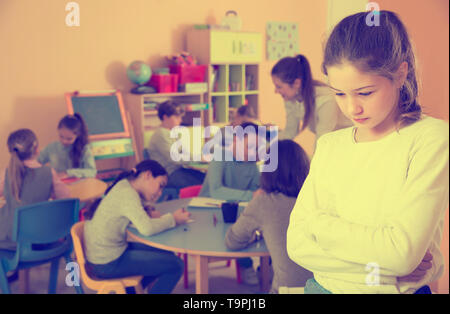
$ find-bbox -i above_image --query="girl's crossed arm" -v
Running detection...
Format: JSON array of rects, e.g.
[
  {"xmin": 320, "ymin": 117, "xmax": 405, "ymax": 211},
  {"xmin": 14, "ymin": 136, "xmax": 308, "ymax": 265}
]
[{"xmin": 303, "ymin": 132, "xmax": 449, "ymax": 276}]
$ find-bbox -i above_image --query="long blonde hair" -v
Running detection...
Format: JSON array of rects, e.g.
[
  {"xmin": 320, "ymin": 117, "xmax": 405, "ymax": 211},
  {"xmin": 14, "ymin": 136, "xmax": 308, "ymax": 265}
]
[{"xmin": 6, "ymin": 129, "xmax": 38, "ymax": 201}]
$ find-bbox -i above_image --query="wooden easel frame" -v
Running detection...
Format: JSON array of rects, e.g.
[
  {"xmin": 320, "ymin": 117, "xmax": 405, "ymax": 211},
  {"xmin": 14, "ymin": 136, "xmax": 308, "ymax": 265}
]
[
  {"xmin": 65, "ymin": 90, "xmax": 131, "ymax": 141},
  {"xmin": 65, "ymin": 90, "xmax": 140, "ymax": 177}
]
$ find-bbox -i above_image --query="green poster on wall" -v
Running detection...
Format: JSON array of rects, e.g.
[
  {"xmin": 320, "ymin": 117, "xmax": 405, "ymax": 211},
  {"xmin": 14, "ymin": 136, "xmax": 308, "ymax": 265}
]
[{"xmin": 266, "ymin": 21, "xmax": 299, "ymax": 60}]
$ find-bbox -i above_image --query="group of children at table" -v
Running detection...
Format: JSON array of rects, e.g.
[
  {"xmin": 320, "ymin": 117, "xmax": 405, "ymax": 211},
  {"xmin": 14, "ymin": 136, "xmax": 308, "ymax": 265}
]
[
  {"xmin": 1, "ymin": 10, "xmax": 448, "ymax": 294},
  {"xmin": 0, "ymin": 114, "xmax": 96, "ymax": 251}
]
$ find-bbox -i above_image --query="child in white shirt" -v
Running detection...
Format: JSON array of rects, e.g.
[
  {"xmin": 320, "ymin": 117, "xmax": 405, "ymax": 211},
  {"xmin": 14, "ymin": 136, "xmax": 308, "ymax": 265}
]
[{"xmin": 287, "ymin": 10, "xmax": 449, "ymax": 294}]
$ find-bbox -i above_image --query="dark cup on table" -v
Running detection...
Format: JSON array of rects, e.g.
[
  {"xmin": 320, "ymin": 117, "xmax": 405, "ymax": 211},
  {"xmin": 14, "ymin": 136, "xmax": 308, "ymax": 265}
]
[{"xmin": 221, "ymin": 201, "xmax": 239, "ymax": 223}]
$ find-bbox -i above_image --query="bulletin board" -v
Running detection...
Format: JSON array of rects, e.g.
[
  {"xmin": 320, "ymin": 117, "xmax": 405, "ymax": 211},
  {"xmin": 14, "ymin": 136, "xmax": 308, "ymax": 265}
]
[{"xmin": 266, "ymin": 21, "xmax": 299, "ymax": 60}]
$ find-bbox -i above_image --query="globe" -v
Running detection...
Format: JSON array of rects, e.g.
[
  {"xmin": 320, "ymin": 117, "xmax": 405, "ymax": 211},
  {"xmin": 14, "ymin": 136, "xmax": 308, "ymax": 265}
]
[
  {"xmin": 127, "ymin": 60, "xmax": 151, "ymax": 84},
  {"xmin": 127, "ymin": 61, "xmax": 156, "ymax": 94}
]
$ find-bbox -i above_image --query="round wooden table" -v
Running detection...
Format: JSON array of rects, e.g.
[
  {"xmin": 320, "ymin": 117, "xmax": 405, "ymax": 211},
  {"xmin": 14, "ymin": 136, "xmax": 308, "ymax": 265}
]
[{"xmin": 66, "ymin": 178, "xmax": 108, "ymax": 203}]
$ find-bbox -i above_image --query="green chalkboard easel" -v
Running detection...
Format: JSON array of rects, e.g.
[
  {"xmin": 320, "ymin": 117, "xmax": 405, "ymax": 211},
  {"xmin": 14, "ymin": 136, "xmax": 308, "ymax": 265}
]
[
  {"xmin": 65, "ymin": 90, "xmax": 139, "ymax": 169},
  {"xmin": 66, "ymin": 90, "xmax": 130, "ymax": 140}
]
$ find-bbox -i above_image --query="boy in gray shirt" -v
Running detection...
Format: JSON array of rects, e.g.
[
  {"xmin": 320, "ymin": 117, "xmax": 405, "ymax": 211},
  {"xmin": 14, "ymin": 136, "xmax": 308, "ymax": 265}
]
[{"xmin": 148, "ymin": 101, "xmax": 205, "ymax": 189}]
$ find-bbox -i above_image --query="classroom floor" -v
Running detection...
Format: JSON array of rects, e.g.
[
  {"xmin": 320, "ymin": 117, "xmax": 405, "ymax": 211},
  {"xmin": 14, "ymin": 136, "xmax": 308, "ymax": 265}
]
[{"xmin": 6, "ymin": 255, "xmax": 266, "ymax": 294}]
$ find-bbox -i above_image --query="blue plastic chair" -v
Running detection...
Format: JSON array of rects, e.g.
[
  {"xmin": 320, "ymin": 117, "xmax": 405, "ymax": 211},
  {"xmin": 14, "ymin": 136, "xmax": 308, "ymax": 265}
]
[{"xmin": 0, "ymin": 198, "xmax": 83, "ymax": 294}]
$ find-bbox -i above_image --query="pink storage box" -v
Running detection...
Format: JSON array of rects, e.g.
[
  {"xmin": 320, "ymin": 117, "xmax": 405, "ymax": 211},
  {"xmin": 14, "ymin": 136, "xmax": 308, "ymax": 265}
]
[
  {"xmin": 149, "ymin": 74, "xmax": 179, "ymax": 93},
  {"xmin": 169, "ymin": 64, "xmax": 207, "ymax": 85}
]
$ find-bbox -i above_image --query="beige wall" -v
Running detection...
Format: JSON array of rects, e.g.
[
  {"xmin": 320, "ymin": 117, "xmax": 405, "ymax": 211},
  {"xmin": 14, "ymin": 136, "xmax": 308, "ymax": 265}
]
[{"xmin": 327, "ymin": 0, "xmax": 368, "ymax": 31}]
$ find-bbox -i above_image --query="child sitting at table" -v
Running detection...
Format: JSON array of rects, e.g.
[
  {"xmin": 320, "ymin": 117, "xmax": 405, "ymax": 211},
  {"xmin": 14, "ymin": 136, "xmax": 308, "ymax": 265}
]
[
  {"xmin": 216, "ymin": 105, "xmax": 275, "ymax": 150},
  {"xmin": 148, "ymin": 100, "xmax": 205, "ymax": 189},
  {"xmin": 83, "ymin": 159, "xmax": 191, "ymax": 294},
  {"xmin": 214, "ymin": 105, "xmax": 259, "ymax": 149},
  {"xmin": 0, "ymin": 129, "xmax": 70, "ymax": 251},
  {"xmin": 199, "ymin": 121, "xmax": 262, "ymax": 201},
  {"xmin": 38, "ymin": 114, "xmax": 96, "ymax": 179},
  {"xmin": 225, "ymin": 139, "xmax": 313, "ymax": 293},
  {"xmin": 200, "ymin": 121, "xmax": 264, "ymax": 285},
  {"xmin": 231, "ymin": 105, "xmax": 258, "ymax": 127}
]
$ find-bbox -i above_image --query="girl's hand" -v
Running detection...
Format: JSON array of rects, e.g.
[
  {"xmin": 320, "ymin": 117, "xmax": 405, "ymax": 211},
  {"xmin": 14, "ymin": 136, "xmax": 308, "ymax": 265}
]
[
  {"xmin": 397, "ymin": 251, "xmax": 433, "ymax": 282},
  {"xmin": 201, "ymin": 155, "xmax": 210, "ymax": 163},
  {"xmin": 252, "ymin": 189, "xmax": 265, "ymax": 199},
  {"xmin": 149, "ymin": 210, "xmax": 162, "ymax": 219},
  {"xmin": 144, "ymin": 204, "xmax": 156, "ymax": 216},
  {"xmin": 172, "ymin": 208, "xmax": 191, "ymax": 225},
  {"xmin": 58, "ymin": 172, "xmax": 68, "ymax": 179}
]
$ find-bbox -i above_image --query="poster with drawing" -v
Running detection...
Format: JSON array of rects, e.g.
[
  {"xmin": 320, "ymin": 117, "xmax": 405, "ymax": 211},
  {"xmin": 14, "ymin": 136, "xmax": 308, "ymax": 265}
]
[{"xmin": 266, "ymin": 22, "xmax": 299, "ymax": 60}]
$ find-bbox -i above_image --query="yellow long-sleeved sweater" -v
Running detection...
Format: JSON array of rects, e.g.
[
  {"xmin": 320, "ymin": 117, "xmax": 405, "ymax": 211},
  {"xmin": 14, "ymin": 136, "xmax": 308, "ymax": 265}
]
[{"xmin": 287, "ymin": 116, "xmax": 449, "ymax": 293}]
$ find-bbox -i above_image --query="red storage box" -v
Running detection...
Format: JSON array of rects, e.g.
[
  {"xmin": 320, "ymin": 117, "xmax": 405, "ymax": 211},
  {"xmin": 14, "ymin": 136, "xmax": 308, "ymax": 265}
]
[
  {"xmin": 169, "ymin": 64, "xmax": 207, "ymax": 85},
  {"xmin": 149, "ymin": 74, "xmax": 179, "ymax": 93}
]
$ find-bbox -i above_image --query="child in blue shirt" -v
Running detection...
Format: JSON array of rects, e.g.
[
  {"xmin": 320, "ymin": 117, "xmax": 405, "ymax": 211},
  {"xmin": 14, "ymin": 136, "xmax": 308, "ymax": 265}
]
[
  {"xmin": 200, "ymin": 121, "xmax": 265, "ymax": 285},
  {"xmin": 38, "ymin": 114, "xmax": 96, "ymax": 179},
  {"xmin": 199, "ymin": 121, "xmax": 261, "ymax": 201}
]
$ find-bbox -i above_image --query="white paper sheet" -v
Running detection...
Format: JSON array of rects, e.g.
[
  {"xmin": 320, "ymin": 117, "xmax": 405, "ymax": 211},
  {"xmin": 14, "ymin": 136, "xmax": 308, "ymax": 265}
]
[{"xmin": 188, "ymin": 197, "xmax": 248, "ymax": 208}]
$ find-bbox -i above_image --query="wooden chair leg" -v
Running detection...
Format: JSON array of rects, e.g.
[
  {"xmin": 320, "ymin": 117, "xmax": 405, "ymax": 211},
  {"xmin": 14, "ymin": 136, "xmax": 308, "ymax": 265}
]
[
  {"xmin": 113, "ymin": 285, "xmax": 127, "ymax": 294},
  {"xmin": 98, "ymin": 284, "xmax": 126, "ymax": 294},
  {"xmin": 19, "ymin": 269, "xmax": 30, "ymax": 294},
  {"xmin": 135, "ymin": 283, "xmax": 145, "ymax": 294}
]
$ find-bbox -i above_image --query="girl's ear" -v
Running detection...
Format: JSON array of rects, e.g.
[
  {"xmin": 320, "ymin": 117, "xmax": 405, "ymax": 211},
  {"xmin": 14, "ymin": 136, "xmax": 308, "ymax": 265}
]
[
  {"xmin": 395, "ymin": 61, "xmax": 409, "ymax": 88},
  {"xmin": 33, "ymin": 145, "xmax": 40, "ymax": 158},
  {"xmin": 293, "ymin": 78, "xmax": 302, "ymax": 92},
  {"xmin": 143, "ymin": 170, "xmax": 154, "ymax": 181}
]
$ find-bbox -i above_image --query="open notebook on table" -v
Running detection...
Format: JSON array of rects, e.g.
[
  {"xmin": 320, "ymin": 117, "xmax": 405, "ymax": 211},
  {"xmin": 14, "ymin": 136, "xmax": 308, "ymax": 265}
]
[{"xmin": 188, "ymin": 197, "xmax": 249, "ymax": 208}]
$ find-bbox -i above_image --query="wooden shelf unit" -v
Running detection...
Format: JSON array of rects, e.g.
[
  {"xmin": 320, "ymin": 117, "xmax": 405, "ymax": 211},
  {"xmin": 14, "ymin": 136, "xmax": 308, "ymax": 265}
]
[
  {"xmin": 124, "ymin": 29, "xmax": 262, "ymax": 160},
  {"xmin": 187, "ymin": 29, "xmax": 262, "ymax": 124}
]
